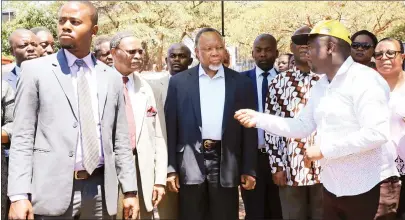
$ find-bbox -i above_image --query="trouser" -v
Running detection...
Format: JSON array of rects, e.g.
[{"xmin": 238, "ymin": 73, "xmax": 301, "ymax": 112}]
[
  {"xmin": 179, "ymin": 141, "xmax": 239, "ymax": 220},
  {"xmin": 117, "ymin": 155, "xmax": 154, "ymax": 220},
  {"xmin": 1, "ymin": 147, "xmax": 10, "ymax": 220},
  {"xmin": 241, "ymin": 150, "xmax": 282, "ymax": 219},
  {"xmin": 35, "ymin": 167, "xmax": 110, "ymax": 219},
  {"xmin": 323, "ymin": 176, "xmax": 401, "ymax": 220},
  {"xmin": 396, "ymin": 175, "xmax": 405, "ymax": 219},
  {"xmin": 279, "ymin": 184, "xmax": 323, "ymax": 220}
]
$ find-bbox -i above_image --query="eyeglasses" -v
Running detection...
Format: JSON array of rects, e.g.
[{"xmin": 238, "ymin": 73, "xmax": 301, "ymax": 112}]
[
  {"xmin": 374, "ymin": 50, "xmax": 402, "ymax": 60},
  {"xmin": 117, "ymin": 48, "xmax": 143, "ymax": 56},
  {"xmin": 351, "ymin": 42, "xmax": 374, "ymax": 50}
]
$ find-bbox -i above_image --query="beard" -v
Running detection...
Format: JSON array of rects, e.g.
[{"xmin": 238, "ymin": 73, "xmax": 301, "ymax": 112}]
[
  {"xmin": 208, "ymin": 64, "xmax": 222, "ymax": 71},
  {"xmin": 60, "ymin": 43, "xmax": 75, "ymax": 49}
]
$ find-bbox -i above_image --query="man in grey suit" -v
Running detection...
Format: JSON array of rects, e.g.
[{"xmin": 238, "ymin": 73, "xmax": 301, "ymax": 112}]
[{"xmin": 8, "ymin": 2, "xmax": 139, "ymax": 219}]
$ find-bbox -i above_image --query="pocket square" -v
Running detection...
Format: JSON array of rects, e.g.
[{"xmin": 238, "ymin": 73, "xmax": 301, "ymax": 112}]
[{"xmin": 147, "ymin": 106, "xmax": 157, "ymax": 117}]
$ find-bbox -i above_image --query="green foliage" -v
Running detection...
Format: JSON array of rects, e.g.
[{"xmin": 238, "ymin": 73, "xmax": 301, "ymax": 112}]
[
  {"xmin": 2, "ymin": 1, "xmax": 405, "ymax": 68},
  {"xmin": 1, "ymin": 1, "xmax": 60, "ymax": 56}
]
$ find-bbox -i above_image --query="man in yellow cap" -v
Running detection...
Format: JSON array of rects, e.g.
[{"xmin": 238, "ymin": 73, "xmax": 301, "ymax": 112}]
[{"xmin": 234, "ymin": 19, "xmax": 400, "ymax": 219}]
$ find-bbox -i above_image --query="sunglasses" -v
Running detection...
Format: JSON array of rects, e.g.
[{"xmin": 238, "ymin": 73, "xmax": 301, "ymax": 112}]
[
  {"xmin": 351, "ymin": 42, "xmax": 374, "ymax": 50},
  {"xmin": 374, "ymin": 50, "xmax": 402, "ymax": 60}
]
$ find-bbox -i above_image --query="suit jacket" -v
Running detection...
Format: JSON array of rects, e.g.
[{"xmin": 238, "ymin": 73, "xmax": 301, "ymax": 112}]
[
  {"xmin": 7, "ymin": 50, "xmax": 137, "ymax": 216},
  {"xmin": 142, "ymin": 72, "xmax": 170, "ymax": 143},
  {"xmin": 164, "ymin": 65, "xmax": 258, "ymax": 187},
  {"xmin": 128, "ymin": 73, "xmax": 167, "ymax": 212},
  {"xmin": 2, "ymin": 67, "xmax": 18, "ymax": 91}
]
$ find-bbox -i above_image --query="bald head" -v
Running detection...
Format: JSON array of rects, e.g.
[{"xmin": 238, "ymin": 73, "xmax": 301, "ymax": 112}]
[
  {"xmin": 9, "ymin": 28, "xmax": 40, "ymax": 66},
  {"xmin": 253, "ymin": 34, "xmax": 277, "ymax": 48},
  {"xmin": 166, "ymin": 43, "xmax": 193, "ymax": 75},
  {"xmin": 252, "ymin": 34, "xmax": 278, "ymax": 71},
  {"xmin": 167, "ymin": 43, "xmax": 191, "ymax": 57}
]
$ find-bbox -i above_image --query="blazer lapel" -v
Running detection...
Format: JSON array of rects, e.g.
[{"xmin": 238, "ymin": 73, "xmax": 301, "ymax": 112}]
[
  {"xmin": 189, "ymin": 66, "xmax": 202, "ymax": 129},
  {"xmin": 132, "ymin": 74, "xmax": 148, "ymax": 144},
  {"xmin": 222, "ymin": 68, "xmax": 236, "ymax": 135},
  {"xmin": 3, "ymin": 68, "xmax": 17, "ymax": 91},
  {"xmin": 248, "ymin": 68, "xmax": 259, "ymax": 110},
  {"xmin": 52, "ymin": 50, "xmax": 78, "ymax": 120},
  {"xmin": 94, "ymin": 57, "xmax": 108, "ymax": 120}
]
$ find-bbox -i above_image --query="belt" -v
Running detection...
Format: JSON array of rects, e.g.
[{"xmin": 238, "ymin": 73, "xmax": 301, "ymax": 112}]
[
  {"xmin": 203, "ymin": 139, "xmax": 221, "ymax": 150},
  {"xmin": 258, "ymin": 148, "xmax": 267, "ymax": 154},
  {"xmin": 74, "ymin": 167, "xmax": 104, "ymax": 180}
]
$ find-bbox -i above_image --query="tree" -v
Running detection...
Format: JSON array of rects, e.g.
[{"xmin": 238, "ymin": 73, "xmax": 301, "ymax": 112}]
[{"xmin": 1, "ymin": 1, "xmax": 62, "ymax": 57}]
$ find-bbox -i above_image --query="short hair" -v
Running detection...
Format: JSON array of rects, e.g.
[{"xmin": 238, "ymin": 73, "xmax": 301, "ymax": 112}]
[
  {"xmin": 279, "ymin": 53, "xmax": 293, "ymax": 60},
  {"xmin": 93, "ymin": 35, "xmax": 111, "ymax": 54},
  {"xmin": 61, "ymin": 1, "xmax": 98, "ymax": 25},
  {"xmin": 110, "ymin": 32, "xmax": 136, "ymax": 49},
  {"xmin": 8, "ymin": 28, "xmax": 31, "ymax": 46},
  {"xmin": 30, "ymin": 26, "xmax": 52, "ymax": 35},
  {"xmin": 351, "ymin": 30, "xmax": 378, "ymax": 46},
  {"xmin": 378, "ymin": 37, "xmax": 404, "ymax": 53},
  {"xmin": 194, "ymin": 27, "xmax": 222, "ymax": 48}
]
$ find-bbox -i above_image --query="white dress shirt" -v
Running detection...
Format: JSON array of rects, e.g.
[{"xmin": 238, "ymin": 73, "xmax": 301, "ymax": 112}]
[
  {"xmin": 253, "ymin": 57, "xmax": 399, "ymax": 197},
  {"xmin": 390, "ymin": 85, "xmax": 405, "ymax": 174},
  {"xmin": 199, "ymin": 64, "xmax": 225, "ymax": 140},
  {"xmin": 64, "ymin": 50, "xmax": 104, "ymax": 171},
  {"xmin": 255, "ymin": 66, "xmax": 277, "ymax": 148},
  {"xmin": 10, "ymin": 50, "xmax": 105, "ymax": 202}
]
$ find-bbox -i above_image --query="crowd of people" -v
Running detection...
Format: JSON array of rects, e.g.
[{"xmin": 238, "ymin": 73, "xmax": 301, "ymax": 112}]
[{"xmin": 1, "ymin": 1, "xmax": 405, "ymax": 220}]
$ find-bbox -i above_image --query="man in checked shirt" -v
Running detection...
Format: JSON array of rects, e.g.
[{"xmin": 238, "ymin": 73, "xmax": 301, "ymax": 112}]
[{"xmin": 265, "ymin": 26, "xmax": 323, "ymax": 220}]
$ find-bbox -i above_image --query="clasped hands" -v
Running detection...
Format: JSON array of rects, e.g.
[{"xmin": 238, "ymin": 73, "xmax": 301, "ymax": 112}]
[{"xmin": 167, "ymin": 172, "xmax": 256, "ymax": 192}]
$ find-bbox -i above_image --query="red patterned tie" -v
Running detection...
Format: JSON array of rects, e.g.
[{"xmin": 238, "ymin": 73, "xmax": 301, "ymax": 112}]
[{"xmin": 122, "ymin": 76, "xmax": 136, "ymax": 150}]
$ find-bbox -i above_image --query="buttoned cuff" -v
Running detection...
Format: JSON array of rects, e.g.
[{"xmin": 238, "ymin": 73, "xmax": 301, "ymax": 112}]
[
  {"xmin": 253, "ymin": 113, "xmax": 266, "ymax": 130},
  {"xmin": 9, "ymin": 194, "xmax": 29, "ymax": 202},
  {"xmin": 319, "ymin": 141, "xmax": 334, "ymax": 159}
]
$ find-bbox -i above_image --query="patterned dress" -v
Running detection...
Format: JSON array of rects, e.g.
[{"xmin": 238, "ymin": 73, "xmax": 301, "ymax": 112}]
[
  {"xmin": 1, "ymin": 80, "xmax": 15, "ymax": 219},
  {"xmin": 265, "ymin": 69, "xmax": 320, "ymax": 186}
]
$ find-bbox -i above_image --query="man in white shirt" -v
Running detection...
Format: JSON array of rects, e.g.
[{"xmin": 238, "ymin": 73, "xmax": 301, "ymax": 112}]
[
  {"xmin": 234, "ymin": 20, "xmax": 400, "ymax": 219},
  {"xmin": 110, "ymin": 32, "xmax": 167, "ymax": 220},
  {"xmin": 240, "ymin": 34, "xmax": 282, "ymax": 219}
]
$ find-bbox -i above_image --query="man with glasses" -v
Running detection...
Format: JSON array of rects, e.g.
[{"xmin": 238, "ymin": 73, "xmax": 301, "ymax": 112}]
[
  {"xmin": 111, "ymin": 32, "xmax": 167, "ymax": 219},
  {"xmin": 350, "ymin": 30, "xmax": 378, "ymax": 68},
  {"xmin": 93, "ymin": 35, "xmax": 113, "ymax": 67},
  {"xmin": 165, "ymin": 27, "xmax": 257, "ymax": 220},
  {"xmin": 30, "ymin": 27, "xmax": 55, "ymax": 57},
  {"xmin": 235, "ymin": 20, "xmax": 400, "ymax": 219}
]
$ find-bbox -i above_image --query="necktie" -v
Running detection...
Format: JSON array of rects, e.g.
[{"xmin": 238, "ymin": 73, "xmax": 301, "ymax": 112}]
[
  {"xmin": 76, "ymin": 59, "xmax": 99, "ymax": 175},
  {"xmin": 262, "ymin": 71, "xmax": 270, "ymax": 111},
  {"xmin": 122, "ymin": 76, "xmax": 137, "ymax": 150}
]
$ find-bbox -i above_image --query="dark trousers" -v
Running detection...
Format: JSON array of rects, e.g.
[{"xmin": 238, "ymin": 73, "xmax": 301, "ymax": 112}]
[
  {"xmin": 179, "ymin": 143, "xmax": 239, "ymax": 220},
  {"xmin": 397, "ymin": 175, "xmax": 405, "ymax": 219},
  {"xmin": 241, "ymin": 151, "xmax": 282, "ymax": 220},
  {"xmin": 323, "ymin": 176, "xmax": 401, "ymax": 220},
  {"xmin": 1, "ymin": 147, "xmax": 10, "ymax": 220}
]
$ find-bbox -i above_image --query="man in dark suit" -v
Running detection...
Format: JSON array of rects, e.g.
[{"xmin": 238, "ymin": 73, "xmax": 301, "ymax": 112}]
[
  {"xmin": 240, "ymin": 34, "xmax": 283, "ymax": 219},
  {"xmin": 7, "ymin": 2, "xmax": 139, "ymax": 219},
  {"xmin": 164, "ymin": 27, "xmax": 258, "ymax": 220}
]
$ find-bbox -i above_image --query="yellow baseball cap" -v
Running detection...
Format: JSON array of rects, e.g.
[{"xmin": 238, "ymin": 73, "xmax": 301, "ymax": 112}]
[{"xmin": 292, "ymin": 20, "xmax": 352, "ymax": 45}]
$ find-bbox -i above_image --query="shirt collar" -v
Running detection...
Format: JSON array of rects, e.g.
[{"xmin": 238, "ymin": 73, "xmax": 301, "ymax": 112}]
[
  {"xmin": 255, "ymin": 65, "xmax": 277, "ymax": 79},
  {"xmin": 14, "ymin": 65, "xmax": 21, "ymax": 77},
  {"xmin": 113, "ymin": 66, "xmax": 135, "ymax": 87},
  {"xmin": 64, "ymin": 49, "xmax": 95, "ymax": 69},
  {"xmin": 335, "ymin": 56, "xmax": 354, "ymax": 77},
  {"xmin": 198, "ymin": 64, "xmax": 225, "ymax": 79}
]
